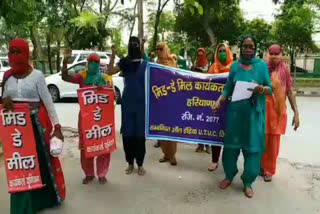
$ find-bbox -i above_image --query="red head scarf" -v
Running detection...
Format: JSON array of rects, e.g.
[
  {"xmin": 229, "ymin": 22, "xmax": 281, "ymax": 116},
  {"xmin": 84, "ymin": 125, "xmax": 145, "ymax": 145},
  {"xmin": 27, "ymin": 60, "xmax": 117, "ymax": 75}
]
[
  {"xmin": 8, "ymin": 38, "xmax": 31, "ymax": 75},
  {"xmin": 196, "ymin": 48, "xmax": 208, "ymax": 67},
  {"xmin": 87, "ymin": 53, "xmax": 100, "ymax": 63}
]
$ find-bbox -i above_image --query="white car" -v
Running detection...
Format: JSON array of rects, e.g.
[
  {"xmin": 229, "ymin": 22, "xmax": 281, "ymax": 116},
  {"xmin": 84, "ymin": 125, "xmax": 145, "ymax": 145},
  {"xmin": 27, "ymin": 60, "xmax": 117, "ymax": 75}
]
[
  {"xmin": 0, "ymin": 57, "xmax": 10, "ymax": 85},
  {"xmin": 60, "ymin": 50, "xmax": 120, "ymax": 68},
  {"xmin": 45, "ymin": 61, "xmax": 124, "ymax": 104}
]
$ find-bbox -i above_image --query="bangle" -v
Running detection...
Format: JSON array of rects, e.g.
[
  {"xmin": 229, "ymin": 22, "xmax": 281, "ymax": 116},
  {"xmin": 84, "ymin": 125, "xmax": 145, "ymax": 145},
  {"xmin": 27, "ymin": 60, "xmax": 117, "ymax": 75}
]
[{"xmin": 261, "ymin": 87, "xmax": 265, "ymax": 94}]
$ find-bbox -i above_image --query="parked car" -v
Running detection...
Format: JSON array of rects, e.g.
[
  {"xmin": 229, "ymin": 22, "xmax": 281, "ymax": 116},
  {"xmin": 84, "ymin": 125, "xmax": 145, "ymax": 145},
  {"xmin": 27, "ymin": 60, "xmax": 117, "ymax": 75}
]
[
  {"xmin": 60, "ymin": 50, "xmax": 120, "ymax": 69},
  {"xmin": 45, "ymin": 60, "xmax": 124, "ymax": 104},
  {"xmin": 0, "ymin": 57, "xmax": 10, "ymax": 87}
]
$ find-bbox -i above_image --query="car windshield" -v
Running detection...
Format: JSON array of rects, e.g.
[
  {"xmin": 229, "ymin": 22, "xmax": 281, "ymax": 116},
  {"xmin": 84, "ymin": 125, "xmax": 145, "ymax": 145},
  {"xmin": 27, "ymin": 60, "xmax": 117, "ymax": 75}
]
[
  {"xmin": 67, "ymin": 55, "xmax": 77, "ymax": 64},
  {"xmin": 2, "ymin": 59, "xmax": 9, "ymax": 67}
]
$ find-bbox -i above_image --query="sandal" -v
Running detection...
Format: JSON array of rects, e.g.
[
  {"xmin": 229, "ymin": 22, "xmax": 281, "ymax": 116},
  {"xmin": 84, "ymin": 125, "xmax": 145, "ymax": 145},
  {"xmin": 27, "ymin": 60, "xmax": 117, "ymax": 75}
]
[
  {"xmin": 208, "ymin": 163, "xmax": 218, "ymax": 171},
  {"xmin": 137, "ymin": 167, "xmax": 146, "ymax": 176},
  {"xmin": 219, "ymin": 179, "xmax": 231, "ymax": 189},
  {"xmin": 159, "ymin": 157, "xmax": 169, "ymax": 163},
  {"xmin": 264, "ymin": 175, "xmax": 272, "ymax": 182},
  {"xmin": 170, "ymin": 158, "xmax": 177, "ymax": 166},
  {"xmin": 82, "ymin": 176, "xmax": 95, "ymax": 185},
  {"xmin": 244, "ymin": 187, "xmax": 254, "ymax": 198},
  {"xmin": 98, "ymin": 177, "xmax": 108, "ymax": 185},
  {"xmin": 125, "ymin": 165, "xmax": 134, "ymax": 175}
]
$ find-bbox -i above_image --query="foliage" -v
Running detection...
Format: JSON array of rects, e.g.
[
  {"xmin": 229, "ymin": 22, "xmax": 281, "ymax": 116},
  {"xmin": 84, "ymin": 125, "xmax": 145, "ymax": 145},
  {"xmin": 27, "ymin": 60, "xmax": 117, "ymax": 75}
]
[
  {"xmin": 272, "ymin": 2, "xmax": 317, "ymax": 71},
  {"xmin": 175, "ymin": 0, "xmax": 244, "ymax": 48},
  {"xmin": 111, "ymin": 28, "xmax": 127, "ymax": 57}
]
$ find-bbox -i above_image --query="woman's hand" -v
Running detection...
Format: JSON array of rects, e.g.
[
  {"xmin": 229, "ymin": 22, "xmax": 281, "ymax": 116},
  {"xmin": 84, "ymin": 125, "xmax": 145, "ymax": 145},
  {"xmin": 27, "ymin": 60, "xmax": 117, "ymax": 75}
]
[
  {"xmin": 52, "ymin": 124, "xmax": 64, "ymax": 142},
  {"xmin": 249, "ymin": 85, "xmax": 264, "ymax": 94},
  {"xmin": 2, "ymin": 97, "xmax": 14, "ymax": 111},
  {"xmin": 292, "ymin": 113, "xmax": 300, "ymax": 131},
  {"xmin": 212, "ymin": 101, "xmax": 221, "ymax": 112}
]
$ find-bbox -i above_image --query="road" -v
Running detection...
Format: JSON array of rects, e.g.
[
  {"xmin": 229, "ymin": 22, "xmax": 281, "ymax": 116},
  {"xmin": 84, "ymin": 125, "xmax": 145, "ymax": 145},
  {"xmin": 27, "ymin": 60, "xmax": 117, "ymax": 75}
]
[{"xmin": 0, "ymin": 97, "xmax": 319, "ymax": 214}]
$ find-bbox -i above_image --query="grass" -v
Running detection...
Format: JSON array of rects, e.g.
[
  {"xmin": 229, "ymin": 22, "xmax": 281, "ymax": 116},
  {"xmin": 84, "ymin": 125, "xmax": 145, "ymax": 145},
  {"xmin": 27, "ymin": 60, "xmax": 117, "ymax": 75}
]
[{"xmin": 294, "ymin": 78, "xmax": 320, "ymax": 88}]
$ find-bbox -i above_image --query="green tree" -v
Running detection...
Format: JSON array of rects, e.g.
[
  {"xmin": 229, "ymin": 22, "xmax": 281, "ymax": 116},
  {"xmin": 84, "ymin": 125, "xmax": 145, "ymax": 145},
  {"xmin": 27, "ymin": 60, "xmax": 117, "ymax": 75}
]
[
  {"xmin": 175, "ymin": 0, "xmax": 244, "ymax": 48},
  {"xmin": 273, "ymin": 3, "xmax": 316, "ymax": 75}
]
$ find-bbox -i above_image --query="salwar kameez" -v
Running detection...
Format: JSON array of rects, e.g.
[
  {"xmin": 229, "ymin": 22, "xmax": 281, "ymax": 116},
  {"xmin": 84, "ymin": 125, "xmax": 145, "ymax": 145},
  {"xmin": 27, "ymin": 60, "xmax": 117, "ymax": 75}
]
[
  {"xmin": 10, "ymin": 107, "xmax": 65, "ymax": 214},
  {"xmin": 221, "ymin": 60, "xmax": 272, "ymax": 188}
]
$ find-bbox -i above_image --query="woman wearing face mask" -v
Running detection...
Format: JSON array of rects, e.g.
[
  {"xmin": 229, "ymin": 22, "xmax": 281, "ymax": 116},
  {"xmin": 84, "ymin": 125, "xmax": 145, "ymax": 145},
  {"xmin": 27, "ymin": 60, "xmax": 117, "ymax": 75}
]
[
  {"xmin": 213, "ymin": 36, "xmax": 272, "ymax": 198},
  {"xmin": 155, "ymin": 42, "xmax": 179, "ymax": 166},
  {"xmin": 207, "ymin": 43, "xmax": 234, "ymax": 172},
  {"xmin": 260, "ymin": 44, "xmax": 299, "ymax": 182},
  {"xmin": 62, "ymin": 51, "xmax": 113, "ymax": 185},
  {"xmin": 191, "ymin": 48, "xmax": 211, "ymax": 154},
  {"xmin": 108, "ymin": 36, "xmax": 147, "ymax": 175},
  {"xmin": 2, "ymin": 38, "xmax": 65, "ymax": 214},
  {"xmin": 208, "ymin": 43, "xmax": 233, "ymax": 74}
]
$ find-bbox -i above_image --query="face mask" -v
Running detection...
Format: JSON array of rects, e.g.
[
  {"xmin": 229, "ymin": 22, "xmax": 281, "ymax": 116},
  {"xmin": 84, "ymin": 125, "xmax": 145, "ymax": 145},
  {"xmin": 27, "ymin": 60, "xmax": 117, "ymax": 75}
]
[
  {"xmin": 87, "ymin": 61, "xmax": 100, "ymax": 75},
  {"xmin": 242, "ymin": 50, "xmax": 255, "ymax": 60},
  {"xmin": 218, "ymin": 52, "xmax": 227, "ymax": 62}
]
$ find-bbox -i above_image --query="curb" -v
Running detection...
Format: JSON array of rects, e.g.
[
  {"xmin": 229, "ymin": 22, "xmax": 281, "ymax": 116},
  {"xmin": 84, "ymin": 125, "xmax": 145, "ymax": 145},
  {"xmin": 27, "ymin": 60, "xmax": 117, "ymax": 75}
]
[{"xmin": 295, "ymin": 90, "xmax": 320, "ymax": 97}]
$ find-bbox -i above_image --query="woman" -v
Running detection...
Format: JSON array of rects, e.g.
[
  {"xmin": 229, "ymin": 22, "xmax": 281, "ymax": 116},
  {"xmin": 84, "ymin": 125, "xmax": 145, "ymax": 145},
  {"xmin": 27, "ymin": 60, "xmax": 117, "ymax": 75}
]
[
  {"xmin": 191, "ymin": 48, "xmax": 211, "ymax": 154},
  {"xmin": 2, "ymin": 38, "xmax": 65, "ymax": 214},
  {"xmin": 108, "ymin": 36, "xmax": 147, "ymax": 176},
  {"xmin": 207, "ymin": 43, "xmax": 234, "ymax": 171},
  {"xmin": 208, "ymin": 43, "xmax": 233, "ymax": 74},
  {"xmin": 261, "ymin": 44, "xmax": 299, "ymax": 182},
  {"xmin": 156, "ymin": 42, "xmax": 178, "ymax": 166},
  {"xmin": 213, "ymin": 36, "xmax": 272, "ymax": 198},
  {"xmin": 61, "ymin": 51, "xmax": 112, "ymax": 185}
]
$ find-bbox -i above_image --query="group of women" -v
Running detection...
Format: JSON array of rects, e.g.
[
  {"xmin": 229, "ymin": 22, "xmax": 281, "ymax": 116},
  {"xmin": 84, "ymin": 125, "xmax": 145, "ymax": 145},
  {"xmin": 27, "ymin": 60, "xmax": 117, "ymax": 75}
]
[{"xmin": 1, "ymin": 34, "xmax": 299, "ymax": 213}]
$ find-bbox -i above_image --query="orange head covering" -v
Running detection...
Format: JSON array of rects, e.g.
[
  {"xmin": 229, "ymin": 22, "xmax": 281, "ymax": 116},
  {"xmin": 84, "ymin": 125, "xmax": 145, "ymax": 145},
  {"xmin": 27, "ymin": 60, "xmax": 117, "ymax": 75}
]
[
  {"xmin": 156, "ymin": 42, "xmax": 176, "ymax": 67},
  {"xmin": 208, "ymin": 43, "xmax": 233, "ymax": 74},
  {"xmin": 196, "ymin": 48, "xmax": 208, "ymax": 67}
]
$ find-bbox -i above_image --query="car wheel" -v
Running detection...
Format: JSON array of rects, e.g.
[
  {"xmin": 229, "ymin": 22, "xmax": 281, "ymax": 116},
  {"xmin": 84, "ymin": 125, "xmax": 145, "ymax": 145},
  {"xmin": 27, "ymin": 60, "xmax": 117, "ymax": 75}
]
[
  {"xmin": 48, "ymin": 85, "xmax": 60, "ymax": 102},
  {"xmin": 115, "ymin": 87, "xmax": 121, "ymax": 104}
]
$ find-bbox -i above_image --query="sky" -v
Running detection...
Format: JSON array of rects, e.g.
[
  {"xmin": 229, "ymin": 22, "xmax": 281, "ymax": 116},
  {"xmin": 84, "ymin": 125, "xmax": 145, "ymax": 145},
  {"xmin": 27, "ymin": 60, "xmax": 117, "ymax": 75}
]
[{"xmin": 116, "ymin": 0, "xmax": 320, "ymax": 44}]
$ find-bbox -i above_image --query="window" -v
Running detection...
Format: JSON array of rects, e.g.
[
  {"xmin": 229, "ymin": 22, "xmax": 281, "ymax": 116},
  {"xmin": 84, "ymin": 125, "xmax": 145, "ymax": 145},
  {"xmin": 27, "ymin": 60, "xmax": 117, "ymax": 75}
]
[
  {"xmin": 67, "ymin": 63, "xmax": 86, "ymax": 75},
  {"xmin": 2, "ymin": 59, "xmax": 9, "ymax": 67},
  {"xmin": 100, "ymin": 55, "xmax": 107, "ymax": 59},
  {"xmin": 79, "ymin": 54, "xmax": 89, "ymax": 61},
  {"xmin": 67, "ymin": 54, "xmax": 77, "ymax": 64}
]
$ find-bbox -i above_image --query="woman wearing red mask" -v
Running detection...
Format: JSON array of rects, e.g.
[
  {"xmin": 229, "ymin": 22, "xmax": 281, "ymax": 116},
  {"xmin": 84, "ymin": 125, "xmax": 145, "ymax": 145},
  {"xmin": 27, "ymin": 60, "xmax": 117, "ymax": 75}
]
[
  {"xmin": 191, "ymin": 48, "xmax": 211, "ymax": 154},
  {"xmin": 260, "ymin": 44, "xmax": 299, "ymax": 182},
  {"xmin": 2, "ymin": 38, "xmax": 65, "ymax": 214},
  {"xmin": 213, "ymin": 36, "xmax": 272, "ymax": 198}
]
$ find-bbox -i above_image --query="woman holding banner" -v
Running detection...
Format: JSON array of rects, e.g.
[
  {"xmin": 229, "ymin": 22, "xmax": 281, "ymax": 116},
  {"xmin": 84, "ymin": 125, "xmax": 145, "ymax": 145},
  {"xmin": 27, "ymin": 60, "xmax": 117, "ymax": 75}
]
[
  {"xmin": 260, "ymin": 44, "xmax": 299, "ymax": 182},
  {"xmin": 213, "ymin": 36, "xmax": 272, "ymax": 198},
  {"xmin": 191, "ymin": 48, "xmax": 211, "ymax": 154},
  {"xmin": 207, "ymin": 43, "xmax": 234, "ymax": 171},
  {"xmin": 155, "ymin": 42, "xmax": 179, "ymax": 166},
  {"xmin": 108, "ymin": 36, "xmax": 147, "ymax": 176},
  {"xmin": 2, "ymin": 38, "xmax": 65, "ymax": 214},
  {"xmin": 62, "ymin": 50, "xmax": 113, "ymax": 185}
]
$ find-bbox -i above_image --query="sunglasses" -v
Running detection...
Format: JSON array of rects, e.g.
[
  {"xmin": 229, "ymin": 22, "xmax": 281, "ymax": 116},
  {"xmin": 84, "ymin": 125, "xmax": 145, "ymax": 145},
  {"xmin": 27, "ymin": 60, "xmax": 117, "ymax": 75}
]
[
  {"xmin": 269, "ymin": 53, "xmax": 280, "ymax": 56},
  {"xmin": 218, "ymin": 50, "xmax": 226, "ymax": 53},
  {"xmin": 156, "ymin": 48, "xmax": 163, "ymax": 51}
]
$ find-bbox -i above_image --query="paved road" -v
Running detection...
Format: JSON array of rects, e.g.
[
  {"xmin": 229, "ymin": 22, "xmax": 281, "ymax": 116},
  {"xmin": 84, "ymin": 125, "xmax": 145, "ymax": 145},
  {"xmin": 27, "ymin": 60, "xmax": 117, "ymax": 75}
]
[
  {"xmin": 55, "ymin": 96, "xmax": 320, "ymax": 165},
  {"xmin": 0, "ymin": 97, "xmax": 319, "ymax": 214}
]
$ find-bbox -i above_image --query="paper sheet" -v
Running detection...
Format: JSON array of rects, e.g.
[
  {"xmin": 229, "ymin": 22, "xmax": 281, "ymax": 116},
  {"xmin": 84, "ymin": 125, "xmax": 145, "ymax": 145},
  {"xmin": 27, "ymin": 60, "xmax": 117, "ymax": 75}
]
[{"xmin": 231, "ymin": 81, "xmax": 258, "ymax": 102}]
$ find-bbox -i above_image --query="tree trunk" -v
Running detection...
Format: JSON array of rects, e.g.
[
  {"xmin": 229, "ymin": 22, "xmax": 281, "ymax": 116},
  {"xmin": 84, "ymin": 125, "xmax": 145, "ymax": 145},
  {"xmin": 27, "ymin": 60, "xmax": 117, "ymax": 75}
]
[
  {"xmin": 56, "ymin": 40, "xmax": 61, "ymax": 73},
  {"xmin": 137, "ymin": 0, "xmax": 144, "ymax": 40},
  {"xmin": 152, "ymin": 12, "xmax": 161, "ymax": 51},
  {"xmin": 46, "ymin": 34, "xmax": 53, "ymax": 74},
  {"xmin": 29, "ymin": 26, "xmax": 43, "ymax": 60}
]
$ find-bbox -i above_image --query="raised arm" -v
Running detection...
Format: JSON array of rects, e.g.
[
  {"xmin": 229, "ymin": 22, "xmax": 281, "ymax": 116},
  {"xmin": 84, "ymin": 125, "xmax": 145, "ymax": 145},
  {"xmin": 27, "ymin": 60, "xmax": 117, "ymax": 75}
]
[
  {"xmin": 107, "ymin": 46, "xmax": 120, "ymax": 75},
  {"xmin": 61, "ymin": 48, "xmax": 73, "ymax": 83}
]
